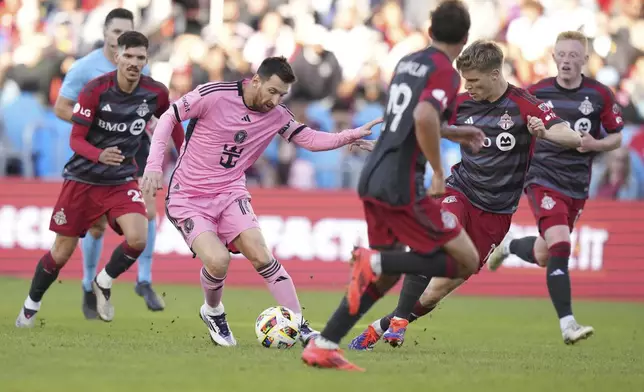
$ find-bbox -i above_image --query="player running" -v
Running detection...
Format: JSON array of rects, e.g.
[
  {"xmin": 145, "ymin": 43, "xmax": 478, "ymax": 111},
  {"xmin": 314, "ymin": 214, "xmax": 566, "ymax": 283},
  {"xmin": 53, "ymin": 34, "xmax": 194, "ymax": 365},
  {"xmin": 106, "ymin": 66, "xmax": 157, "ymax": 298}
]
[
  {"xmin": 301, "ymin": 0, "xmax": 487, "ymax": 371},
  {"xmin": 347, "ymin": 39, "xmax": 583, "ymax": 353},
  {"xmin": 16, "ymin": 31, "xmax": 184, "ymax": 327},
  {"xmin": 54, "ymin": 8, "xmax": 166, "ymax": 316},
  {"xmin": 141, "ymin": 56, "xmax": 379, "ymax": 347},
  {"xmin": 486, "ymin": 31, "xmax": 623, "ymax": 344}
]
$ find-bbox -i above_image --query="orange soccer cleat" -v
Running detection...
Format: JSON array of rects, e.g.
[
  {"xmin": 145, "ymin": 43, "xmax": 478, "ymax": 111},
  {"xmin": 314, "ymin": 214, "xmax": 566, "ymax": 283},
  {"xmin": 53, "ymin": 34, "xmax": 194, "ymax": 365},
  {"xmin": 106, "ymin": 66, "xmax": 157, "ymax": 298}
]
[
  {"xmin": 301, "ymin": 339, "xmax": 365, "ymax": 372},
  {"xmin": 347, "ymin": 247, "xmax": 377, "ymax": 315}
]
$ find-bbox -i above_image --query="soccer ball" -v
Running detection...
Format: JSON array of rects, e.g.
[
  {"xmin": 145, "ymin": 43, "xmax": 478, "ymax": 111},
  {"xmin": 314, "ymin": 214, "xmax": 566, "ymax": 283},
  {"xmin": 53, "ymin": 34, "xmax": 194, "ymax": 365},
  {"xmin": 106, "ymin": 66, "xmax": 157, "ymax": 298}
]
[{"xmin": 255, "ymin": 306, "xmax": 301, "ymax": 349}]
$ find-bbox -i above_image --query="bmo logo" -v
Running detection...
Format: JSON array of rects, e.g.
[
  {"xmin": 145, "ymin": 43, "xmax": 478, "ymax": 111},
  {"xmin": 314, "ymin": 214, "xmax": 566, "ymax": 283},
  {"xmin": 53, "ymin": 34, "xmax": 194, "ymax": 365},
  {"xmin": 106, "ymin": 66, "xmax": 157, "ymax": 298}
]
[
  {"xmin": 496, "ymin": 132, "xmax": 515, "ymax": 151},
  {"xmin": 130, "ymin": 119, "xmax": 146, "ymax": 136},
  {"xmin": 98, "ymin": 119, "xmax": 127, "ymax": 132},
  {"xmin": 574, "ymin": 118, "xmax": 592, "ymax": 133},
  {"xmin": 97, "ymin": 119, "xmax": 147, "ymax": 135}
]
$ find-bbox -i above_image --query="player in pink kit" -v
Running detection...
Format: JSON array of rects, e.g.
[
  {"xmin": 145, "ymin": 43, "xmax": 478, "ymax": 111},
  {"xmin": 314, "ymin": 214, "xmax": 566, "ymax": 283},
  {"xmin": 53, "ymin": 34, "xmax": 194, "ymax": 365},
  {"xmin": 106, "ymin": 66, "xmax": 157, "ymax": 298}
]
[{"xmin": 142, "ymin": 56, "xmax": 379, "ymax": 347}]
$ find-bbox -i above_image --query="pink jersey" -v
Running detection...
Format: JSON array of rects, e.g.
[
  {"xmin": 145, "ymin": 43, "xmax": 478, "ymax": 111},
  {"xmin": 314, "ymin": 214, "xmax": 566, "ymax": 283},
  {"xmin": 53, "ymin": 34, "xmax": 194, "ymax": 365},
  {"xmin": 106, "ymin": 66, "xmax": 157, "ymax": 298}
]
[{"xmin": 147, "ymin": 80, "xmax": 365, "ymax": 197}]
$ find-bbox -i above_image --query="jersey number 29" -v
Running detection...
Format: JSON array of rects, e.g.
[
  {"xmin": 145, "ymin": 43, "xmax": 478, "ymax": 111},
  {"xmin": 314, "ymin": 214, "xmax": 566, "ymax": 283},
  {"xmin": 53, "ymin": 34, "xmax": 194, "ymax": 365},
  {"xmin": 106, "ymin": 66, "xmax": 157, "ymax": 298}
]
[{"xmin": 385, "ymin": 83, "xmax": 413, "ymax": 132}]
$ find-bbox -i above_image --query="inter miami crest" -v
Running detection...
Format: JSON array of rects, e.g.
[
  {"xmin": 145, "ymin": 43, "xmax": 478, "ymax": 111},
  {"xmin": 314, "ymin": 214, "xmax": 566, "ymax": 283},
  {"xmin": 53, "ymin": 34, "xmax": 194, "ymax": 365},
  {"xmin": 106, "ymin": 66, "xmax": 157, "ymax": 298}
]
[
  {"xmin": 578, "ymin": 97, "xmax": 594, "ymax": 115},
  {"xmin": 137, "ymin": 100, "xmax": 150, "ymax": 117},
  {"xmin": 497, "ymin": 112, "xmax": 514, "ymax": 130},
  {"xmin": 234, "ymin": 130, "xmax": 248, "ymax": 144}
]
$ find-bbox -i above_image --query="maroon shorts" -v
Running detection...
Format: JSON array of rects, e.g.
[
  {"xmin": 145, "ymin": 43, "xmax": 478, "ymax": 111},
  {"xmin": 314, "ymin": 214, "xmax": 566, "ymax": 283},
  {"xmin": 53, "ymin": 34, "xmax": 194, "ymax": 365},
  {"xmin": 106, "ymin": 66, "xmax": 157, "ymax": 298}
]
[
  {"xmin": 525, "ymin": 184, "xmax": 585, "ymax": 236},
  {"xmin": 49, "ymin": 180, "xmax": 147, "ymax": 238},
  {"xmin": 439, "ymin": 188, "xmax": 512, "ymax": 269},
  {"xmin": 362, "ymin": 196, "xmax": 462, "ymax": 254}
]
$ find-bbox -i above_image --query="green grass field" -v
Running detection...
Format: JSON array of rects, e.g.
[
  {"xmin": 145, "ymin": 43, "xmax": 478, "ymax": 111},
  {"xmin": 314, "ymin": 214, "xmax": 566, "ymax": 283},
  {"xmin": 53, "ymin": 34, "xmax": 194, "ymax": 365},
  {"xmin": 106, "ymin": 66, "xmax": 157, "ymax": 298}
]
[{"xmin": 1, "ymin": 276, "xmax": 643, "ymax": 392}]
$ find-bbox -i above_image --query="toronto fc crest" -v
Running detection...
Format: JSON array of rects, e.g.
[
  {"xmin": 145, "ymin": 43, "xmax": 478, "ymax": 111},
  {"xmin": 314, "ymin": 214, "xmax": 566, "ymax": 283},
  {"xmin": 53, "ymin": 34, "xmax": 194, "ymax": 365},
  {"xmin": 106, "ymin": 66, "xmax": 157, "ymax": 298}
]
[
  {"xmin": 498, "ymin": 112, "xmax": 514, "ymax": 130},
  {"xmin": 53, "ymin": 208, "xmax": 67, "ymax": 225},
  {"xmin": 137, "ymin": 100, "xmax": 150, "ymax": 117},
  {"xmin": 578, "ymin": 97, "xmax": 594, "ymax": 115}
]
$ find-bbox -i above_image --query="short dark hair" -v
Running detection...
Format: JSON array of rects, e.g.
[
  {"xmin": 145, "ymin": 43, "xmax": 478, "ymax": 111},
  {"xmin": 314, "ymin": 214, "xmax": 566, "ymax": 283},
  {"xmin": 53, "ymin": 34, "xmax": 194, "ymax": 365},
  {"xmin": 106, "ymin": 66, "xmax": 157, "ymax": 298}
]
[
  {"xmin": 105, "ymin": 8, "xmax": 134, "ymax": 28},
  {"xmin": 117, "ymin": 31, "xmax": 149, "ymax": 50},
  {"xmin": 429, "ymin": 0, "xmax": 471, "ymax": 44},
  {"xmin": 256, "ymin": 56, "xmax": 296, "ymax": 84}
]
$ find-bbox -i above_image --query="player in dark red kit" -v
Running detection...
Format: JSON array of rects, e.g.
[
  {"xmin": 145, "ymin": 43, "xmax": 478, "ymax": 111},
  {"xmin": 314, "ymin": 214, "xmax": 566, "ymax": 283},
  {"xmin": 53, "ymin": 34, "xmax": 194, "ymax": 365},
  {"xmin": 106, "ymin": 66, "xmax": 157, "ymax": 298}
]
[
  {"xmin": 15, "ymin": 31, "xmax": 184, "ymax": 327},
  {"xmin": 302, "ymin": 0, "xmax": 486, "ymax": 371},
  {"xmin": 487, "ymin": 31, "xmax": 623, "ymax": 344},
  {"xmin": 348, "ymin": 40, "xmax": 583, "ymax": 352}
]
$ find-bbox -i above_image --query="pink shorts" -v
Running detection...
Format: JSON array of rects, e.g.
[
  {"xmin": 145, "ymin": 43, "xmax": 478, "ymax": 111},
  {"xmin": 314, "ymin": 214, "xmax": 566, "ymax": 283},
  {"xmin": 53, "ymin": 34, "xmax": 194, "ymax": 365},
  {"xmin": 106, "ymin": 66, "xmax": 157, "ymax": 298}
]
[{"xmin": 165, "ymin": 190, "xmax": 260, "ymax": 251}]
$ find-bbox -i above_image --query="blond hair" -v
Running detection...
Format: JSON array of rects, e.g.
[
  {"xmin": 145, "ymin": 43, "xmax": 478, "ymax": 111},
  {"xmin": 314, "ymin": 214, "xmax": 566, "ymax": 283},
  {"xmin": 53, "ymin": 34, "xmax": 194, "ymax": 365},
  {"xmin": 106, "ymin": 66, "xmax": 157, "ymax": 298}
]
[
  {"xmin": 456, "ymin": 40, "xmax": 504, "ymax": 73},
  {"xmin": 555, "ymin": 31, "xmax": 588, "ymax": 51}
]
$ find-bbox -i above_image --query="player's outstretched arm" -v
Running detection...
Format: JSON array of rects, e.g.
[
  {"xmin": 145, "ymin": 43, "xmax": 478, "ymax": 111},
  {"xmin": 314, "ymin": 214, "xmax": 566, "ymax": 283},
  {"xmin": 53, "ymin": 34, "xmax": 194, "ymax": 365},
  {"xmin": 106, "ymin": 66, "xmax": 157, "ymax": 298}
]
[
  {"xmin": 288, "ymin": 118, "xmax": 382, "ymax": 152},
  {"xmin": 142, "ymin": 110, "xmax": 177, "ymax": 194},
  {"xmin": 527, "ymin": 117, "xmax": 581, "ymax": 148},
  {"xmin": 414, "ymin": 101, "xmax": 444, "ymax": 196},
  {"xmin": 440, "ymin": 125, "xmax": 485, "ymax": 153}
]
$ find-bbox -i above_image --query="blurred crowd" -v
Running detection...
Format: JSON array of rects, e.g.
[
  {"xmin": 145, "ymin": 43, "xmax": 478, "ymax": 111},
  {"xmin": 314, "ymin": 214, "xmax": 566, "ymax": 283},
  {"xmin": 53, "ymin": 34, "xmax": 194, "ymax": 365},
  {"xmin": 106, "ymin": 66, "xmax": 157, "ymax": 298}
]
[{"xmin": 0, "ymin": 0, "xmax": 643, "ymax": 199}]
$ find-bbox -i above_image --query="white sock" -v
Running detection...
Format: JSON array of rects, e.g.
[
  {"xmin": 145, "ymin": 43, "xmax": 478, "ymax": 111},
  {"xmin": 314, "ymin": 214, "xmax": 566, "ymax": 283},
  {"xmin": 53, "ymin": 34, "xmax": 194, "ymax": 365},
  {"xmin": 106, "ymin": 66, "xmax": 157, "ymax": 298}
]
[
  {"xmin": 370, "ymin": 253, "xmax": 382, "ymax": 275},
  {"xmin": 314, "ymin": 336, "xmax": 339, "ymax": 350},
  {"xmin": 371, "ymin": 320, "xmax": 384, "ymax": 335},
  {"xmin": 96, "ymin": 269, "xmax": 113, "ymax": 289},
  {"xmin": 24, "ymin": 296, "xmax": 41, "ymax": 311},
  {"xmin": 204, "ymin": 301, "xmax": 224, "ymax": 316},
  {"xmin": 560, "ymin": 315, "xmax": 575, "ymax": 330}
]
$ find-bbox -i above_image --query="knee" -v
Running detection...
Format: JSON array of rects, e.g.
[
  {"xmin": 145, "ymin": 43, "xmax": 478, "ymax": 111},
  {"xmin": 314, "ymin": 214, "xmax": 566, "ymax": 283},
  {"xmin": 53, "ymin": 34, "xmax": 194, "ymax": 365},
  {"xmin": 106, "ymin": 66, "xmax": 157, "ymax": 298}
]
[
  {"xmin": 453, "ymin": 249, "xmax": 479, "ymax": 278},
  {"xmin": 125, "ymin": 232, "xmax": 147, "ymax": 252},
  {"xmin": 201, "ymin": 251, "xmax": 231, "ymax": 277},
  {"xmin": 246, "ymin": 244, "xmax": 273, "ymax": 271},
  {"xmin": 88, "ymin": 221, "xmax": 106, "ymax": 239},
  {"xmin": 51, "ymin": 239, "xmax": 77, "ymax": 266}
]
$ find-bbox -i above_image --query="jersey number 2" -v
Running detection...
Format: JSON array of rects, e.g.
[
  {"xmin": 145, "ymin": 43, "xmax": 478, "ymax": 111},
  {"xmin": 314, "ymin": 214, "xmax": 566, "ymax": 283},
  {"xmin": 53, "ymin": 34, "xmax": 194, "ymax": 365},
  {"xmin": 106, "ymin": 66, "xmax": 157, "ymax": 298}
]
[
  {"xmin": 386, "ymin": 83, "xmax": 413, "ymax": 132},
  {"xmin": 128, "ymin": 189, "xmax": 144, "ymax": 203}
]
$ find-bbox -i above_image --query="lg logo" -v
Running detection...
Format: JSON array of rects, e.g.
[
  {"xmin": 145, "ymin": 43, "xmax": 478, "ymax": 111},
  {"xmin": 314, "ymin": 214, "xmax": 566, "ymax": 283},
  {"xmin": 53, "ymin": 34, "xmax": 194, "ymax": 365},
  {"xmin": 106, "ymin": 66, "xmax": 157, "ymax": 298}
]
[
  {"xmin": 73, "ymin": 103, "xmax": 91, "ymax": 118},
  {"xmin": 480, "ymin": 132, "xmax": 516, "ymax": 151}
]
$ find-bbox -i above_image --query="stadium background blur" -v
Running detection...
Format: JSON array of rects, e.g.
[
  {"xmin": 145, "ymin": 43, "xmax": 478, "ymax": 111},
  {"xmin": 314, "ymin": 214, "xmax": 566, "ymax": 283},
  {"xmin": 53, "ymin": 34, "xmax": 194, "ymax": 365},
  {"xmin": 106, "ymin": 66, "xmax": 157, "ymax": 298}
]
[{"xmin": 0, "ymin": 0, "xmax": 643, "ymax": 198}]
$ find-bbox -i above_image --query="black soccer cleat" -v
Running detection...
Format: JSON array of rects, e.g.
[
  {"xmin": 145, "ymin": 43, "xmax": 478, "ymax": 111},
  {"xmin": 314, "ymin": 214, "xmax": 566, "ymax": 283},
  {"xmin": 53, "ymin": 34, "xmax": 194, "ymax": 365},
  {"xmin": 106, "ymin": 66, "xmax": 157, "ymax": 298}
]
[
  {"xmin": 82, "ymin": 289, "xmax": 99, "ymax": 320},
  {"xmin": 135, "ymin": 281, "xmax": 165, "ymax": 311}
]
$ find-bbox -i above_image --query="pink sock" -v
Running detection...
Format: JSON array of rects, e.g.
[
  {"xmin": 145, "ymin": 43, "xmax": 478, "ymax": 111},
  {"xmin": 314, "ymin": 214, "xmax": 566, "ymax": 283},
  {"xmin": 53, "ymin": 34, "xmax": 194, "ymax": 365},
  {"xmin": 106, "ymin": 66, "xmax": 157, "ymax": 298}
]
[
  {"xmin": 258, "ymin": 259, "xmax": 301, "ymax": 313},
  {"xmin": 200, "ymin": 267, "xmax": 225, "ymax": 308}
]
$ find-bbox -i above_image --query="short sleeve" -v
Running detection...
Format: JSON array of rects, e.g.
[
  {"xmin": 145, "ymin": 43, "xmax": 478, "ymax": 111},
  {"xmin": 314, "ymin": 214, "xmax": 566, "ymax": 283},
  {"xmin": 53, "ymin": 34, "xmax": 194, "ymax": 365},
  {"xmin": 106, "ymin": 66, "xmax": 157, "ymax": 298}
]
[
  {"xmin": 276, "ymin": 106, "xmax": 307, "ymax": 142},
  {"xmin": 419, "ymin": 67, "xmax": 461, "ymax": 115},
  {"xmin": 515, "ymin": 89, "xmax": 563, "ymax": 129},
  {"xmin": 154, "ymin": 85, "xmax": 171, "ymax": 118},
  {"xmin": 171, "ymin": 86, "xmax": 210, "ymax": 122},
  {"xmin": 599, "ymin": 88, "xmax": 624, "ymax": 134},
  {"xmin": 71, "ymin": 84, "xmax": 100, "ymax": 126},
  {"xmin": 59, "ymin": 59, "xmax": 88, "ymax": 101}
]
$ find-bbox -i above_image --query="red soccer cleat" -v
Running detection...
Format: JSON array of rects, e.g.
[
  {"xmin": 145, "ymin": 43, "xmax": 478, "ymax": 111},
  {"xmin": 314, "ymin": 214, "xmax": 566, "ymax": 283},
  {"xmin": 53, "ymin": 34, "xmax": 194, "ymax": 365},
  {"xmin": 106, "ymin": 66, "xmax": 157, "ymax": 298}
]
[
  {"xmin": 347, "ymin": 247, "xmax": 377, "ymax": 315},
  {"xmin": 301, "ymin": 340, "xmax": 365, "ymax": 372}
]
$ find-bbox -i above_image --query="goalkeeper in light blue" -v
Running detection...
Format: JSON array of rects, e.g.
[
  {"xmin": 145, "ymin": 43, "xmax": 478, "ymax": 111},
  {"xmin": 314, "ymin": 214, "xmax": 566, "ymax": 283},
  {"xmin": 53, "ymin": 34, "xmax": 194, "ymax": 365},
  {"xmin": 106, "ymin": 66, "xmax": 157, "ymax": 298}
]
[{"xmin": 54, "ymin": 8, "xmax": 165, "ymax": 317}]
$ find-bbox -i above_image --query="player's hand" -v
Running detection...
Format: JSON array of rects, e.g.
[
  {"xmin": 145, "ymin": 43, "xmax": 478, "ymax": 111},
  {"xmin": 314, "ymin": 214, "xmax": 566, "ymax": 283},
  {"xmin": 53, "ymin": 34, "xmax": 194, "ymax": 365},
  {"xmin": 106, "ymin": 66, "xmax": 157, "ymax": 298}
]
[
  {"xmin": 446, "ymin": 125, "xmax": 486, "ymax": 153},
  {"xmin": 350, "ymin": 139, "xmax": 376, "ymax": 152},
  {"xmin": 428, "ymin": 172, "xmax": 446, "ymax": 198},
  {"xmin": 352, "ymin": 118, "xmax": 384, "ymax": 140},
  {"xmin": 527, "ymin": 116, "xmax": 546, "ymax": 138},
  {"xmin": 577, "ymin": 131, "xmax": 598, "ymax": 153},
  {"xmin": 98, "ymin": 146, "xmax": 125, "ymax": 166},
  {"xmin": 141, "ymin": 171, "xmax": 163, "ymax": 195}
]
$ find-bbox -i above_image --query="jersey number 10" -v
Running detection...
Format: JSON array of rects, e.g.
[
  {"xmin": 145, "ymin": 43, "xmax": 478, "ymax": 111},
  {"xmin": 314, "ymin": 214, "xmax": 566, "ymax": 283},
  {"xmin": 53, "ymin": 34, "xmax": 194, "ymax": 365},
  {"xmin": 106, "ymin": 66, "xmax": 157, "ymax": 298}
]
[{"xmin": 385, "ymin": 83, "xmax": 413, "ymax": 132}]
